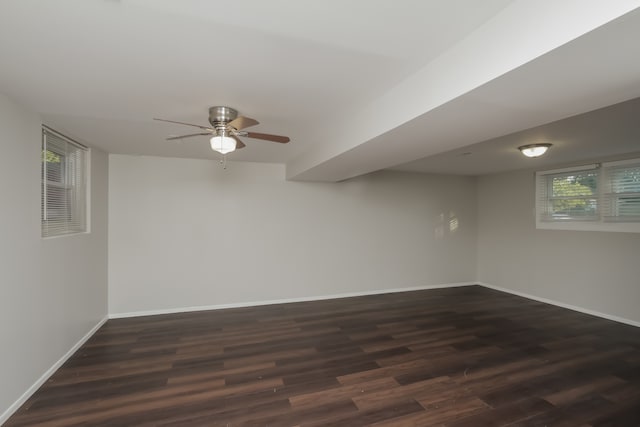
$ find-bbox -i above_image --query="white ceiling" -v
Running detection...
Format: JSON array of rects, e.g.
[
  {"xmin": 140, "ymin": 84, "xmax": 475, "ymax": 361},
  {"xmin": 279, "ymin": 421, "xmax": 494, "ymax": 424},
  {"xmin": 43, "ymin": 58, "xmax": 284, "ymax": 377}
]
[
  {"xmin": 1, "ymin": 0, "xmax": 639, "ymax": 181},
  {"xmin": 391, "ymin": 97, "xmax": 640, "ymax": 175}
]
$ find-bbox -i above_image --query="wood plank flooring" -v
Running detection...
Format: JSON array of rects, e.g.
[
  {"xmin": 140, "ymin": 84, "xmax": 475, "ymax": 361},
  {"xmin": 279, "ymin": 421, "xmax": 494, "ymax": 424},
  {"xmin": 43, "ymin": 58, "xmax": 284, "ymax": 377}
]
[{"xmin": 5, "ymin": 286, "xmax": 640, "ymax": 426}]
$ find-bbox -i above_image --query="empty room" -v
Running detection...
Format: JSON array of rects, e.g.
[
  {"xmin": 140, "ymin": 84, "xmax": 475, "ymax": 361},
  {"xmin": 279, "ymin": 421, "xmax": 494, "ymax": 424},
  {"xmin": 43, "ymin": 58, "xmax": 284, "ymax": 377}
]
[{"xmin": 1, "ymin": 1, "xmax": 640, "ymax": 426}]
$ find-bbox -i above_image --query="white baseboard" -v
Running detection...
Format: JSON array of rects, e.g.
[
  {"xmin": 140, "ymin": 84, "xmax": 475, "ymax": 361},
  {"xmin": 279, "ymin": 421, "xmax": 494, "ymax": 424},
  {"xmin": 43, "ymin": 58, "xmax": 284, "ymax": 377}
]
[
  {"xmin": 108, "ymin": 282, "xmax": 476, "ymax": 319},
  {"xmin": 477, "ymin": 282, "xmax": 640, "ymax": 328},
  {"xmin": 0, "ymin": 316, "xmax": 108, "ymax": 425}
]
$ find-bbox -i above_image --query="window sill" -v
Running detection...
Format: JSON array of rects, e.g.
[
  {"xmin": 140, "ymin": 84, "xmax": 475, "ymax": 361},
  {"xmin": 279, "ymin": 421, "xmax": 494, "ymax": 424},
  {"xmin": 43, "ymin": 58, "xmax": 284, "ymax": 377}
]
[
  {"xmin": 536, "ymin": 220, "xmax": 640, "ymax": 233},
  {"xmin": 42, "ymin": 230, "xmax": 90, "ymax": 240}
]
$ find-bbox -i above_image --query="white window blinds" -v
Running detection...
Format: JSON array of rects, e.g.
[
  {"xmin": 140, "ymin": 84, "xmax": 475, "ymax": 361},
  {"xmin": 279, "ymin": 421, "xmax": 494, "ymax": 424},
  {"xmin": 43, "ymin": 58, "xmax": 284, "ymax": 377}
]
[
  {"xmin": 536, "ymin": 165, "xmax": 599, "ymax": 222},
  {"xmin": 41, "ymin": 127, "xmax": 89, "ymax": 237},
  {"xmin": 536, "ymin": 159, "xmax": 640, "ymax": 232},
  {"xmin": 602, "ymin": 159, "xmax": 640, "ymax": 222}
]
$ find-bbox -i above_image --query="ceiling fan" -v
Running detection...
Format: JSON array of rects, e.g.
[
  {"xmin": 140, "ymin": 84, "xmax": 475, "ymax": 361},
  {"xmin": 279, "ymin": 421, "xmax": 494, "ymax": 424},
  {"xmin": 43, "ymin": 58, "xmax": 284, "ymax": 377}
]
[{"xmin": 154, "ymin": 106, "xmax": 290, "ymax": 155}]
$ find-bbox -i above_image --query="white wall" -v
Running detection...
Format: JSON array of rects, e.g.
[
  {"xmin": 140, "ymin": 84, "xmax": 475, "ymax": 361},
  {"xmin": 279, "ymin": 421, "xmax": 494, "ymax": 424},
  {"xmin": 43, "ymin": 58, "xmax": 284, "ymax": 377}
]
[
  {"xmin": 477, "ymin": 169, "xmax": 640, "ymax": 324},
  {"xmin": 0, "ymin": 93, "xmax": 108, "ymax": 422},
  {"xmin": 108, "ymin": 155, "xmax": 477, "ymax": 315}
]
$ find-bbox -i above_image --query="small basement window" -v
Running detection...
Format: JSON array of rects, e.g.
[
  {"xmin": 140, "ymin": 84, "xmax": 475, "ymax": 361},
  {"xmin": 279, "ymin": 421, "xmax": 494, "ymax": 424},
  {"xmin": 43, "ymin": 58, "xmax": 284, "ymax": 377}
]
[
  {"xmin": 536, "ymin": 158, "xmax": 640, "ymax": 233},
  {"xmin": 41, "ymin": 126, "xmax": 89, "ymax": 238}
]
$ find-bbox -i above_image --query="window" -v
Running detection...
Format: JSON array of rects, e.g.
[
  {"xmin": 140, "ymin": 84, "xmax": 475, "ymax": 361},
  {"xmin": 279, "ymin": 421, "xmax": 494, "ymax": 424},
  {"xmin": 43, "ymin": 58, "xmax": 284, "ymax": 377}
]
[
  {"xmin": 41, "ymin": 126, "xmax": 89, "ymax": 237},
  {"xmin": 602, "ymin": 159, "xmax": 640, "ymax": 223},
  {"xmin": 536, "ymin": 158, "xmax": 640, "ymax": 233}
]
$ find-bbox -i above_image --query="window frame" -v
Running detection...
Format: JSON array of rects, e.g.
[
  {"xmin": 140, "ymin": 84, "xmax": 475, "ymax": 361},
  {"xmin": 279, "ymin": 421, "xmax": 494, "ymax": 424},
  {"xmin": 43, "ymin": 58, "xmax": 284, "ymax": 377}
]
[
  {"xmin": 41, "ymin": 126, "xmax": 90, "ymax": 238},
  {"xmin": 535, "ymin": 158, "xmax": 640, "ymax": 233}
]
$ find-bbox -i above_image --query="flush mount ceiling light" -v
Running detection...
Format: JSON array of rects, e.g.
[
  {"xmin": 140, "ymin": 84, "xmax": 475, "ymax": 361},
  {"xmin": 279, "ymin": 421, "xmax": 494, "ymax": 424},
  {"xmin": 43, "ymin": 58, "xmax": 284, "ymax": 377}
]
[{"xmin": 518, "ymin": 143, "xmax": 552, "ymax": 158}]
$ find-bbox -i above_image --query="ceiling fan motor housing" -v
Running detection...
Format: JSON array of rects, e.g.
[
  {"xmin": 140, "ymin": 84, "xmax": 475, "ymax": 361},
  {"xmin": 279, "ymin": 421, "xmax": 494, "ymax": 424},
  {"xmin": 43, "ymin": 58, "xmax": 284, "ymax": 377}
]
[{"xmin": 209, "ymin": 106, "xmax": 237, "ymax": 127}]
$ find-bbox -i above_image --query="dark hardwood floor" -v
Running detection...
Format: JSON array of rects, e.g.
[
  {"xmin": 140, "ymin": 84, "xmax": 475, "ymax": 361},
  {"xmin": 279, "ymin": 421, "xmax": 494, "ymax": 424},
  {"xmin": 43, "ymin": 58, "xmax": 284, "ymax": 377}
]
[{"xmin": 5, "ymin": 286, "xmax": 640, "ymax": 426}]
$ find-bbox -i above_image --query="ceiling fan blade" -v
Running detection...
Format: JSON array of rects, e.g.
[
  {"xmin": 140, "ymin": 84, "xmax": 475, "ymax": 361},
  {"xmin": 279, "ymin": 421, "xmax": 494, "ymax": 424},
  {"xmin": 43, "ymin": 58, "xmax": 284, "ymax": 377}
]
[
  {"xmin": 245, "ymin": 132, "xmax": 290, "ymax": 143},
  {"xmin": 232, "ymin": 136, "xmax": 246, "ymax": 149},
  {"xmin": 154, "ymin": 118, "xmax": 214, "ymax": 132},
  {"xmin": 166, "ymin": 132, "xmax": 212, "ymax": 141},
  {"xmin": 227, "ymin": 116, "xmax": 259, "ymax": 130}
]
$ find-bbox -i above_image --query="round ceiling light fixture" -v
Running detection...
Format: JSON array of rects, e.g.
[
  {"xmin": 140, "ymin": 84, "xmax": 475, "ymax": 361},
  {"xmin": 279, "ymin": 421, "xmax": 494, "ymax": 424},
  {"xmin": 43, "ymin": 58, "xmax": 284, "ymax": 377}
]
[
  {"xmin": 210, "ymin": 135, "xmax": 237, "ymax": 154},
  {"xmin": 518, "ymin": 143, "xmax": 552, "ymax": 158}
]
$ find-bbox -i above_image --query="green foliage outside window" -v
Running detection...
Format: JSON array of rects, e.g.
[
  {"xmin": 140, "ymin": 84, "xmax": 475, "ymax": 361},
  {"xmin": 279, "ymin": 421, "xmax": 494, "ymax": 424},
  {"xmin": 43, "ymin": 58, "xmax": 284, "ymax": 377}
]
[
  {"xmin": 550, "ymin": 173, "xmax": 597, "ymax": 217},
  {"xmin": 43, "ymin": 149, "xmax": 61, "ymax": 163}
]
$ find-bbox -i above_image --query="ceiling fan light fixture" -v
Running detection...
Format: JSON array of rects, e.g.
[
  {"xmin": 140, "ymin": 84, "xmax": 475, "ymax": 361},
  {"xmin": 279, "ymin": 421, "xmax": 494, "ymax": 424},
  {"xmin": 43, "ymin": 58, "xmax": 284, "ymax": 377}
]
[
  {"xmin": 210, "ymin": 135, "xmax": 237, "ymax": 154},
  {"xmin": 518, "ymin": 143, "xmax": 552, "ymax": 158}
]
